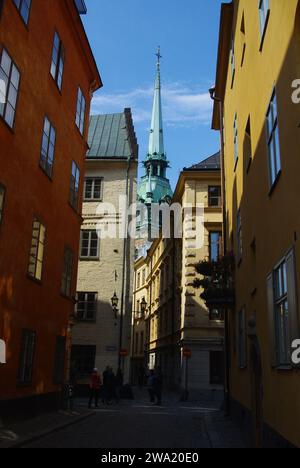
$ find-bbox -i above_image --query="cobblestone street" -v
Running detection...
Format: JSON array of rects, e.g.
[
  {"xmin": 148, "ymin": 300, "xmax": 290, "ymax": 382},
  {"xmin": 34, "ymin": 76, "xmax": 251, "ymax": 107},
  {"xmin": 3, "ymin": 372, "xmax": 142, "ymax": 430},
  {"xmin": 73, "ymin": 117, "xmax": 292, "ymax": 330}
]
[{"xmin": 9, "ymin": 390, "xmax": 246, "ymax": 449}]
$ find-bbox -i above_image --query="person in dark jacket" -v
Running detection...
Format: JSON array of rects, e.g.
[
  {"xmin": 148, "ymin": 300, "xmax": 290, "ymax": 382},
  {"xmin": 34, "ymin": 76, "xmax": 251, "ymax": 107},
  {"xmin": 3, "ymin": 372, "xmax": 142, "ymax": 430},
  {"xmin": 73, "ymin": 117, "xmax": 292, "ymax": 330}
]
[
  {"xmin": 88, "ymin": 368, "xmax": 102, "ymax": 408},
  {"xmin": 147, "ymin": 369, "xmax": 156, "ymax": 403},
  {"xmin": 153, "ymin": 367, "xmax": 163, "ymax": 406}
]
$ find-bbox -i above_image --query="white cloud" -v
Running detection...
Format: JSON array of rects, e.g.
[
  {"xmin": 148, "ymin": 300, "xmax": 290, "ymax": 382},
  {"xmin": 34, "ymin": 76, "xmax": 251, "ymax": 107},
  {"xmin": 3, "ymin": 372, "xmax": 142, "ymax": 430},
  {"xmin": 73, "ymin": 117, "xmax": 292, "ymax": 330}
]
[{"xmin": 91, "ymin": 82, "xmax": 212, "ymax": 128}]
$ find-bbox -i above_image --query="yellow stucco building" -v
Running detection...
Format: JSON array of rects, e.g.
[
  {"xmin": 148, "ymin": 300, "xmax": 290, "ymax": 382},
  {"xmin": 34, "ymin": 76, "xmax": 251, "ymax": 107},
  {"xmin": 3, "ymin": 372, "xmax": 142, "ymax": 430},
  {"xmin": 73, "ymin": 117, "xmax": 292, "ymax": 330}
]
[
  {"xmin": 213, "ymin": 0, "xmax": 300, "ymax": 448},
  {"xmin": 132, "ymin": 154, "xmax": 224, "ymax": 397}
]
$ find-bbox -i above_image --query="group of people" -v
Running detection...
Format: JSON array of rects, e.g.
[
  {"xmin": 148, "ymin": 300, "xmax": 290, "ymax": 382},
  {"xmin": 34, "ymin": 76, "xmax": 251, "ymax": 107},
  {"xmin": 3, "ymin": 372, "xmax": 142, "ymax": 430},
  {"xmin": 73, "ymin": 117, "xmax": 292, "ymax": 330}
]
[
  {"xmin": 88, "ymin": 366, "xmax": 123, "ymax": 408},
  {"xmin": 88, "ymin": 365, "xmax": 164, "ymax": 408}
]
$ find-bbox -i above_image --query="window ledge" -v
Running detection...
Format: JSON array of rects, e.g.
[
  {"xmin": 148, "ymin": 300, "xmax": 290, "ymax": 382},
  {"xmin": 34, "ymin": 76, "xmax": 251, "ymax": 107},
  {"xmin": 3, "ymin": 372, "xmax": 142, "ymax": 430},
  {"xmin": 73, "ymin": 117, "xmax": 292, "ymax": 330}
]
[
  {"xmin": 39, "ymin": 164, "xmax": 53, "ymax": 181},
  {"xmin": 49, "ymin": 72, "xmax": 63, "ymax": 96},
  {"xmin": 0, "ymin": 115, "xmax": 15, "ymax": 134},
  {"xmin": 26, "ymin": 274, "xmax": 42, "ymax": 285},
  {"xmin": 79, "ymin": 257, "xmax": 100, "ymax": 262},
  {"xmin": 268, "ymin": 170, "xmax": 282, "ymax": 197},
  {"xmin": 273, "ymin": 365, "xmax": 293, "ymax": 372},
  {"xmin": 83, "ymin": 199, "xmax": 103, "ymax": 203},
  {"xmin": 234, "ymin": 157, "xmax": 239, "ymax": 173},
  {"xmin": 60, "ymin": 292, "xmax": 74, "ymax": 302}
]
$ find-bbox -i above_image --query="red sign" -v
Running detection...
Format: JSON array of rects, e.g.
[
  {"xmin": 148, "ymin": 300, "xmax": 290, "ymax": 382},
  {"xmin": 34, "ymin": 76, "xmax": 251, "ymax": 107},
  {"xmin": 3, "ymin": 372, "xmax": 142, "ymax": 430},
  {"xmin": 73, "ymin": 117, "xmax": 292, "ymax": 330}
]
[
  {"xmin": 120, "ymin": 349, "xmax": 128, "ymax": 357},
  {"xmin": 183, "ymin": 348, "xmax": 192, "ymax": 358}
]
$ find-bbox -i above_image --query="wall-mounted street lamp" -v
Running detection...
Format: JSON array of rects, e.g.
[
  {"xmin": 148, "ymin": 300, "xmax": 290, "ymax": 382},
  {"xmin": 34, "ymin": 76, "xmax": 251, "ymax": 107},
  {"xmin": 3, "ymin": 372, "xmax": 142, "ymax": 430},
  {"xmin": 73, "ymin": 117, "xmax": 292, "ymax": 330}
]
[
  {"xmin": 140, "ymin": 297, "xmax": 147, "ymax": 314},
  {"xmin": 111, "ymin": 292, "xmax": 119, "ymax": 319}
]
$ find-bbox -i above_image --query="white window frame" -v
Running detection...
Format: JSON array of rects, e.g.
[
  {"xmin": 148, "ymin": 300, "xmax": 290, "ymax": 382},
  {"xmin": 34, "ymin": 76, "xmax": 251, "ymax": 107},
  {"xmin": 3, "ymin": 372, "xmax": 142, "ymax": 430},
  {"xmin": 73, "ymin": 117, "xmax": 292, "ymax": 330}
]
[
  {"xmin": 76, "ymin": 87, "xmax": 86, "ymax": 135},
  {"xmin": 84, "ymin": 177, "xmax": 103, "ymax": 201},
  {"xmin": 76, "ymin": 292, "xmax": 98, "ymax": 322},
  {"xmin": 28, "ymin": 218, "xmax": 46, "ymax": 281},
  {"xmin": 266, "ymin": 89, "xmax": 281, "ymax": 189},
  {"xmin": 234, "ymin": 113, "xmax": 238, "ymax": 167},
  {"xmin": 80, "ymin": 230, "xmax": 100, "ymax": 259},
  {"xmin": 0, "ymin": 48, "xmax": 20, "ymax": 128}
]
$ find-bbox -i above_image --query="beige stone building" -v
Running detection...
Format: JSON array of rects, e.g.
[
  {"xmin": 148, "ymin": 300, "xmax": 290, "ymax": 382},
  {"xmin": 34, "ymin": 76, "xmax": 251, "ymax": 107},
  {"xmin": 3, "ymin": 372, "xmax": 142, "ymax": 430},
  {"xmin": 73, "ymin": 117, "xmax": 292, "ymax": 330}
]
[
  {"xmin": 132, "ymin": 153, "xmax": 224, "ymax": 397},
  {"xmin": 71, "ymin": 109, "xmax": 138, "ymax": 383}
]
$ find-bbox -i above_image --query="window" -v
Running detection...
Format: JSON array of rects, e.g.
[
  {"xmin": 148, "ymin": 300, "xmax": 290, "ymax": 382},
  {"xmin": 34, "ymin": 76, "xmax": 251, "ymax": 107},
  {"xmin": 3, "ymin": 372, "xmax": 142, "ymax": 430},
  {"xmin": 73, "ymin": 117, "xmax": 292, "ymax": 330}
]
[
  {"xmin": 237, "ymin": 209, "xmax": 242, "ymax": 261},
  {"xmin": 240, "ymin": 12, "xmax": 246, "ymax": 67},
  {"xmin": 210, "ymin": 351, "xmax": 224, "ymax": 385},
  {"xmin": 259, "ymin": 0, "xmax": 270, "ymax": 40},
  {"xmin": 208, "ymin": 186, "xmax": 221, "ymax": 207},
  {"xmin": 266, "ymin": 90, "xmax": 281, "ymax": 188},
  {"xmin": 0, "ymin": 48, "xmax": 20, "ymax": 128},
  {"xmin": 244, "ymin": 116, "xmax": 252, "ymax": 173},
  {"xmin": 13, "ymin": 0, "xmax": 32, "ymax": 24},
  {"xmin": 0, "ymin": 184, "xmax": 5, "ymax": 225},
  {"xmin": 18, "ymin": 330, "xmax": 36, "ymax": 384},
  {"xmin": 70, "ymin": 161, "xmax": 80, "ymax": 210},
  {"xmin": 267, "ymin": 250, "xmax": 299, "ymax": 368},
  {"xmin": 76, "ymin": 292, "xmax": 97, "ymax": 322},
  {"xmin": 70, "ymin": 345, "xmax": 96, "ymax": 379},
  {"xmin": 233, "ymin": 113, "xmax": 238, "ymax": 166},
  {"xmin": 137, "ymin": 272, "xmax": 141, "ymax": 289},
  {"xmin": 53, "ymin": 336, "xmax": 66, "ymax": 385},
  {"xmin": 142, "ymin": 268, "xmax": 146, "ymax": 286},
  {"xmin": 50, "ymin": 32, "xmax": 65, "ymax": 91},
  {"xmin": 84, "ymin": 178, "xmax": 102, "ymax": 201},
  {"xmin": 209, "ymin": 232, "xmax": 222, "ymax": 262},
  {"xmin": 274, "ymin": 261, "xmax": 290, "ymax": 366},
  {"xmin": 237, "ymin": 309, "xmax": 247, "ymax": 368},
  {"xmin": 61, "ymin": 248, "xmax": 73, "ymax": 297},
  {"xmin": 28, "ymin": 219, "xmax": 46, "ymax": 281},
  {"xmin": 76, "ymin": 87, "xmax": 86, "ymax": 135},
  {"xmin": 209, "ymin": 309, "xmax": 224, "ymax": 322},
  {"xmin": 136, "ymin": 300, "xmax": 140, "ymax": 315},
  {"xmin": 80, "ymin": 230, "xmax": 99, "ymax": 259},
  {"xmin": 40, "ymin": 117, "xmax": 56, "ymax": 178},
  {"xmin": 230, "ymin": 34, "xmax": 235, "ymax": 85}
]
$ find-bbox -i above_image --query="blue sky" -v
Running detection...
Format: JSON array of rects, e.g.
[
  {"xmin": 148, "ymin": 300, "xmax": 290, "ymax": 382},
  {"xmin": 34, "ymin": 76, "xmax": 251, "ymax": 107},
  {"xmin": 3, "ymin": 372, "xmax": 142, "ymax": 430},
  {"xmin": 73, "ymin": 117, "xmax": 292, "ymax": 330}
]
[{"xmin": 82, "ymin": 0, "xmax": 224, "ymax": 189}]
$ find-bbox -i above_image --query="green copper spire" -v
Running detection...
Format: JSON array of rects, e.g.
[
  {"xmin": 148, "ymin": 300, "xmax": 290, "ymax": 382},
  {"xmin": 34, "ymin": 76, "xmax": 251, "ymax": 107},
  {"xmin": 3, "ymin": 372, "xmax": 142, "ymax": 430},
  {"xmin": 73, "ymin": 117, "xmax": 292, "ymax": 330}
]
[
  {"xmin": 148, "ymin": 47, "xmax": 165, "ymax": 160},
  {"xmin": 136, "ymin": 48, "xmax": 173, "ymax": 247}
]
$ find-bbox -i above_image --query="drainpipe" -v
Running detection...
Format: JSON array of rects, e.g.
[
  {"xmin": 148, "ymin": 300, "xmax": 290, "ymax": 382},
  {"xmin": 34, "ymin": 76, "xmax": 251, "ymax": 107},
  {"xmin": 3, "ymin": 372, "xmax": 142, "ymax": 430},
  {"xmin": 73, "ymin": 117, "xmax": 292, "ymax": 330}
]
[
  {"xmin": 119, "ymin": 156, "xmax": 131, "ymax": 374},
  {"xmin": 209, "ymin": 87, "xmax": 231, "ymax": 415}
]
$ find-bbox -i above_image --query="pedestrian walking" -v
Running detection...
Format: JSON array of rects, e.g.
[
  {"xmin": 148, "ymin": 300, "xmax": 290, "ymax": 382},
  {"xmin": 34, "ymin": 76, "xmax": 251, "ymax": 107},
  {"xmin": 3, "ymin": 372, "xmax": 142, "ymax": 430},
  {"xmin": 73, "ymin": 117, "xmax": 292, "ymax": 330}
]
[
  {"xmin": 153, "ymin": 367, "xmax": 163, "ymax": 406},
  {"xmin": 147, "ymin": 369, "xmax": 156, "ymax": 403},
  {"xmin": 115, "ymin": 368, "xmax": 123, "ymax": 403},
  {"xmin": 88, "ymin": 368, "xmax": 102, "ymax": 409},
  {"xmin": 103, "ymin": 366, "xmax": 116, "ymax": 404},
  {"xmin": 137, "ymin": 365, "xmax": 145, "ymax": 389}
]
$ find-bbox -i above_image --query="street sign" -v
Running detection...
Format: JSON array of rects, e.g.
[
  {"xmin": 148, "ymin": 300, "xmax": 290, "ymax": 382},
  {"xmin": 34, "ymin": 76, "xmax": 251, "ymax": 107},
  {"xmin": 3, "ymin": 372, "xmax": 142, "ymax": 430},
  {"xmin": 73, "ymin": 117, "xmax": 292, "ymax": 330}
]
[{"xmin": 183, "ymin": 348, "xmax": 192, "ymax": 358}]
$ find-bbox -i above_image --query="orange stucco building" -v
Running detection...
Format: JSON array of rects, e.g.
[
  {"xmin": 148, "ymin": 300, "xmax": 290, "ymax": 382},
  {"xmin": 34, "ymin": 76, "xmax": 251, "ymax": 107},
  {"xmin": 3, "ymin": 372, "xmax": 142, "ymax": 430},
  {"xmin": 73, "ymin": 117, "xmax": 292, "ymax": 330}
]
[{"xmin": 0, "ymin": 0, "xmax": 102, "ymax": 418}]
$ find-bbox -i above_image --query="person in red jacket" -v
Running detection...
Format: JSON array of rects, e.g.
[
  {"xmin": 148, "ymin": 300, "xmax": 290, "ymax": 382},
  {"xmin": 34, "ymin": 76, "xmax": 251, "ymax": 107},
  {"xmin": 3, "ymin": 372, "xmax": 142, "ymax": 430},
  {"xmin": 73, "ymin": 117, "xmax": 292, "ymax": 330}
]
[{"xmin": 88, "ymin": 368, "xmax": 102, "ymax": 409}]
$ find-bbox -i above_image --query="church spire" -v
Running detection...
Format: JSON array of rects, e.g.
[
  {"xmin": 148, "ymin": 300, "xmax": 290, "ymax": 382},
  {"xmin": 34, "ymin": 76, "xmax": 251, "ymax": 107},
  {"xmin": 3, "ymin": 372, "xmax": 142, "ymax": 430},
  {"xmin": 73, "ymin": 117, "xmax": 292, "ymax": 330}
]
[{"xmin": 148, "ymin": 47, "xmax": 165, "ymax": 159}]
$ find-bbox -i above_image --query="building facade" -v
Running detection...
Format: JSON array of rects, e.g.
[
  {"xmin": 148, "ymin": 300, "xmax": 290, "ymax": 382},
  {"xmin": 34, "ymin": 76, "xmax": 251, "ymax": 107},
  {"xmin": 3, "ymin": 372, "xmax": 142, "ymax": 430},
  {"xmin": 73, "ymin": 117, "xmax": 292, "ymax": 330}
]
[
  {"xmin": 71, "ymin": 110, "xmax": 138, "ymax": 384},
  {"xmin": 131, "ymin": 257, "xmax": 148, "ymax": 384},
  {"xmin": 132, "ymin": 153, "xmax": 224, "ymax": 396},
  {"xmin": 0, "ymin": 0, "xmax": 101, "ymax": 417},
  {"xmin": 213, "ymin": 0, "xmax": 300, "ymax": 448}
]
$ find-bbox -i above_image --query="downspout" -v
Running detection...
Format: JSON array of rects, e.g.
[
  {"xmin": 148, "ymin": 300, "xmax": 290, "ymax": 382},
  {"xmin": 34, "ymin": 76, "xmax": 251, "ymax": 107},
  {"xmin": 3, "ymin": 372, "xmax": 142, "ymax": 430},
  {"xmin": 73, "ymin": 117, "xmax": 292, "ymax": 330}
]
[
  {"xmin": 210, "ymin": 87, "xmax": 231, "ymax": 415},
  {"xmin": 119, "ymin": 155, "xmax": 131, "ymax": 374}
]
